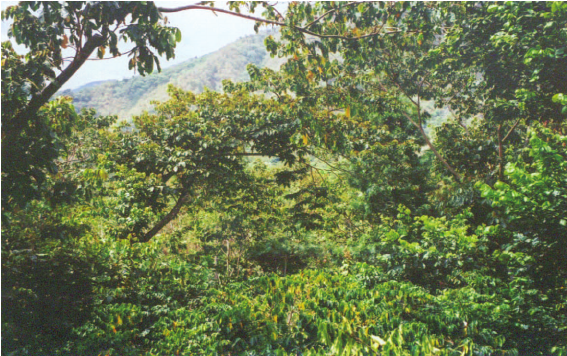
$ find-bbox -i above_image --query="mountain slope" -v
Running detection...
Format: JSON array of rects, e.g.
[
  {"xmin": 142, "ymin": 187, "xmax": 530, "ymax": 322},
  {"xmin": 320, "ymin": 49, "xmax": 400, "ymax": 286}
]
[{"xmin": 61, "ymin": 32, "xmax": 282, "ymax": 119}]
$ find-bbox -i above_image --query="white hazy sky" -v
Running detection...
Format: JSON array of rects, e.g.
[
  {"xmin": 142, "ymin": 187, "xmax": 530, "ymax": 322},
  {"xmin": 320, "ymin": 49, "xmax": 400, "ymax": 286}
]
[{"xmin": 1, "ymin": 1, "xmax": 279, "ymax": 90}]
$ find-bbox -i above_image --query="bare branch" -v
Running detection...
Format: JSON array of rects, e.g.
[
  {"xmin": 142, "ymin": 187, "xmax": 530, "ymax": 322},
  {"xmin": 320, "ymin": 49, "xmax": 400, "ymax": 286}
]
[
  {"xmin": 502, "ymin": 118, "xmax": 522, "ymax": 143},
  {"xmin": 157, "ymin": 4, "xmax": 414, "ymax": 40},
  {"xmin": 86, "ymin": 49, "xmax": 135, "ymax": 61},
  {"xmin": 307, "ymin": 151, "xmax": 354, "ymax": 176},
  {"xmin": 158, "ymin": 4, "xmax": 283, "ymax": 26},
  {"xmin": 303, "ymin": 2, "xmax": 357, "ymax": 29}
]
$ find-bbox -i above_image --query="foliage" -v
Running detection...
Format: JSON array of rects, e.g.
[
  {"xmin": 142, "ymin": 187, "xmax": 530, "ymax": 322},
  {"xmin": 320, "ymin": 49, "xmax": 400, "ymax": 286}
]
[
  {"xmin": 3, "ymin": 2, "xmax": 567, "ymax": 356},
  {"xmin": 1, "ymin": 87, "xmax": 76, "ymax": 212},
  {"xmin": 2, "ymin": 1, "xmax": 180, "ymax": 76},
  {"xmin": 477, "ymin": 127, "xmax": 567, "ymax": 352},
  {"xmin": 1, "ymin": 193, "xmax": 92, "ymax": 353},
  {"xmin": 91, "ymin": 84, "xmax": 303, "ymax": 243},
  {"xmin": 440, "ymin": 2, "xmax": 567, "ymax": 123},
  {"xmin": 1, "ymin": 1, "xmax": 181, "ymax": 216}
]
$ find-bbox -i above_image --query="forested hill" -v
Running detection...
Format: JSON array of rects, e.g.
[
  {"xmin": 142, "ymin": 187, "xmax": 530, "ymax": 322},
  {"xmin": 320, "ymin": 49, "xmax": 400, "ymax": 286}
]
[{"xmin": 59, "ymin": 32, "xmax": 281, "ymax": 119}]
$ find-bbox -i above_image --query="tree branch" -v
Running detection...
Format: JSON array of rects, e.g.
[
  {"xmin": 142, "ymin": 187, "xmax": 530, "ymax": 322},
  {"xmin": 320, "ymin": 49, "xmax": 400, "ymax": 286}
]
[
  {"xmin": 6, "ymin": 34, "xmax": 105, "ymax": 139},
  {"xmin": 303, "ymin": 2, "xmax": 358, "ymax": 29},
  {"xmin": 447, "ymin": 105, "xmax": 469, "ymax": 135},
  {"xmin": 307, "ymin": 151, "xmax": 354, "ymax": 176},
  {"xmin": 157, "ymin": 4, "xmax": 412, "ymax": 40},
  {"xmin": 86, "ymin": 49, "xmax": 135, "ymax": 61},
  {"xmin": 502, "ymin": 118, "xmax": 522, "ymax": 143},
  {"xmin": 398, "ymin": 108, "xmax": 462, "ymax": 182},
  {"xmin": 266, "ymin": 3, "xmax": 285, "ymax": 22},
  {"xmin": 376, "ymin": 73, "xmax": 463, "ymax": 183},
  {"xmin": 138, "ymin": 187, "xmax": 191, "ymax": 243},
  {"xmin": 157, "ymin": 4, "xmax": 283, "ymax": 26}
]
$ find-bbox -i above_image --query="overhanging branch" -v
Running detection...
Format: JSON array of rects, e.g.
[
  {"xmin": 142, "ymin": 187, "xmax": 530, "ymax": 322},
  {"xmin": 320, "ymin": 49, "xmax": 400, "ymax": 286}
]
[
  {"xmin": 157, "ymin": 4, "xmax": 412, "ymax": 40},
  {"xmin": 6, "ymin": 34, "xmax": 105, "ymax": 139}
]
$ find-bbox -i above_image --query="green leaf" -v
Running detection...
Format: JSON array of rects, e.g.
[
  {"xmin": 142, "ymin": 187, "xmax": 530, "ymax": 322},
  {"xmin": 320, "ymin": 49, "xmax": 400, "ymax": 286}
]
[{"xmin": 487, "ymin": 5, "xmax": 499, "ymax": 13}]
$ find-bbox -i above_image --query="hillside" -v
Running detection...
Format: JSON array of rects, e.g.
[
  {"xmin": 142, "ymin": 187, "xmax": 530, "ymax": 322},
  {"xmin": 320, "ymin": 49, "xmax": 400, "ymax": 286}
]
[{"xmin": 60, "ymin": 32, "xmax": 282, "ymax": 119}]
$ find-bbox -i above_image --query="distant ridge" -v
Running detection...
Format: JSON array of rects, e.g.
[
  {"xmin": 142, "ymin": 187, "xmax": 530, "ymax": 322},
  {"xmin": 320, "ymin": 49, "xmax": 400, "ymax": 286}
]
[
  {"xmin": 73, "ymin": 80, "xmax": 117, "ymax": 91},
  {"xmin": 60, "ymin": 31, "xmax": 282, "ymax": 119}
]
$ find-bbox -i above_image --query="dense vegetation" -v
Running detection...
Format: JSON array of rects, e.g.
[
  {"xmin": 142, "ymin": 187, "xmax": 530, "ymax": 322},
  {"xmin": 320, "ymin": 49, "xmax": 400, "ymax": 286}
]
[{"xmin": 2, "ymin": 2, "xmax": 566, "ymax": 355}]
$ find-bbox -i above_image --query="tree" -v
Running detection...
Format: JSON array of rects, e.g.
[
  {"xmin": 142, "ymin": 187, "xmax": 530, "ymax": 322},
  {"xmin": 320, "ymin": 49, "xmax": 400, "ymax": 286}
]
[
  {"xmin": 90, "ymin": 85, "xmax": 302, "ymax": 243},
  {"xmin": 1, "ymin": 1, "xmax": 181, "ymax": 213},
  {"xmin": 435, "ymin": 2, "xmax": 567, "ymax": 180},
  {"xmin": 162, "ymin": 2, "xmax": 566, "ymax": 184}
]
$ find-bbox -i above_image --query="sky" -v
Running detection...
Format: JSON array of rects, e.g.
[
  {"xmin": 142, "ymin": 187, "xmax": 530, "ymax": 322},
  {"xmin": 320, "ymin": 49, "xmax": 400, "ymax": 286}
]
[{"xmin": 1, "ymin": 1, "xmax": 273, "ymax": 90}]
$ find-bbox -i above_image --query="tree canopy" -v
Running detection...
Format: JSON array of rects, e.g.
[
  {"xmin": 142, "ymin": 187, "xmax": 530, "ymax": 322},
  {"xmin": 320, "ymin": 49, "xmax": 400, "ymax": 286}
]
[{"xmin": 2, "ymin": 2, "xmax": 566, "ymax": 355}]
